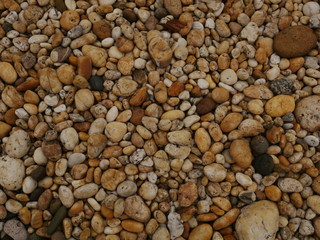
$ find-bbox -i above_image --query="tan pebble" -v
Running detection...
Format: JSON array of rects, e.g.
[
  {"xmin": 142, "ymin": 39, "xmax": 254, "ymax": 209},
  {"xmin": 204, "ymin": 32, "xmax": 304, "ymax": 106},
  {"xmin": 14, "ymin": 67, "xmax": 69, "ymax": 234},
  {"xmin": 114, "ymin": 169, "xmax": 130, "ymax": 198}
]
[
  {"xmin": 187, "ymin": 29, "xmax": 205, "ymax": 47},
  {"xmin": 75, "ymin": 89, "xmax": 94, "ymax": 111},
  {"xmin": 148, "ymin": 37, "xmax": 173, "ymax": 68},
  {"xmin": 212, "ymin": 87, "xmax": 230, "ymax": 103},
  {"xmin": 161, "ymin": 110, "xmax": 185, "ymax": 120},
  {"xmin": 195, "ymin": 128, "xmax": 211, "ymax": 153},
  {"xmin": 19, "ymin": 207, "xmax": 31, "ymax": 225},
  {"xmin": 60, "ymin": 10, "xmax": 80, "ymax": 30},
  {"xmin": 129, "ymin": 86, "xmax": 148, "ymax": 106},
  {"xmin": 38, "ymin": 67, "xmax": 63, "ymax": 94},
  {"xmin": 243, "ymin": 85, "xmax": 273, "ymax": 99},
  {"xmin": 82, "ymin": 45, "xmax": 107, "ymax": 67},
  {"xmin": 164, "ymin": 0, "xmax": 182, "ymax": 17},
  {"xmin": 178, "ymin": 182, "xmax": 198, "ymax": 207},
  {"xmin": 93, "ymin": 20, "xmax": 112, "ymax": 40},
  {"xmin": 101, "ymin": 169, "xmax": 126, "ymax": 191},
  {"xmin": 265, "ymin": 95, "xmax": 295, "ymax": 117},
  {"xmin": 238, "ymin": 119, "xmax": 264, "ymax": 137},
  {"xmin": 189, "ymin": 224, "xmax": 213, "ymax": 240},
  {"xmin": 256, "ymin": 37, "xmax": 273, "ymax": 56},
  {"xmin": 1, "ymin": 85, "xmax": 25, "ymax": 108},
  {"xmin": 87, "ymin": 133, "xmax": 107, "ymax": 158},
  {"xmin": 118, "ymin": 54, "xmax": 134, "ymax": 75},
  {"xmin": 247, "ymin": 99, "xmax": 264, "ymax": 115},
  {"xmin": 220, "ymin": 113, "xmax": 243, "ymax": 133},
  {"xmin": 154, "ymin": 82, "xmax": 168, "ymax": 103},
  {"xmin": 152, "ymin": 226, "xmax": 170, "ymax": 240},
  {"xmin": 124, "ymin": 195, "xmax": 151, "ymax": 223},
  {"xmin": 315, "ymin": 217, "xmax": 320, "ymax": 238},
  {"xmin": 289, "ymin": 57, "xmax": 304, "ymax": 73},
  {"xmin": 121, "ymin": 220, "xmax": 144, "ymax": 233},
  {"xmin": 0, "ymin": 62, "xmax": 17, "ymax": 84},
  {"xmin": 91, "ymin": 213, "xmax": 105, "ymax": 234},
  {"xmin": 105, "ymin": 122, "xmax": 127, "ymax": 142},
  {"xmin": 213, "ymin": 208, "xmax": 240, "ymax": 230},
  {"xmin": 31, "ymin": 209, "xmax": 43, "ymax": 229},
  {"xmin": 230, "ymin": 139, "xmax": 253, "ymax": 169},
  {"xmin": 0, "ymin": 121, "xmax": 12, "ymax": 139},
  {"xmin": 112, "ymin": 76, "xmax": 138, "ymax": 97}
]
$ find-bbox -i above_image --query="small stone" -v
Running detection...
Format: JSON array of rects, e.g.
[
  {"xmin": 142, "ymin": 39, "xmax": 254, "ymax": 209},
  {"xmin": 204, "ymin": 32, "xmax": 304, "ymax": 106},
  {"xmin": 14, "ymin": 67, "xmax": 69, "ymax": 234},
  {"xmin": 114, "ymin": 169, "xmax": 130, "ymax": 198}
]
[
  {"xmin": 0, "ymin": 121, "xmax": 12, "ymax": 139},
  {"xmin": 295, "ymin": 95, "xmax": 320, "ymax": 131},
  {"xmin": 204, "ymin": 163, "xmax": 227, "ymax": 183},
  {"xmin": 101, "ymin": 169, "xmax": 126, "ymax": 191},
  {"xmin": 148, "ymin": 37, "xmax": 173, "ymax": 68},
  {"xmin": 50, "ymin": 47, "xmax": 72, "ymax": 63},
  {"xmin": 196, "ymin": 97, "xmax": 216, "ymax": 115},
  {"xmin": 67, "ymin": 25, "xmax": 83, "ymax": 39},
  {"xmin": 278, "ymin": 178, "xmax": 303, "ymax": 193},
  {"xmin": 303, "ymin": 1, "xmax": 320, "ymax": 16},
  {"xmin": 250, "ymin": 135, "xmax": 269, "ymax": 155},
  {"xmin": 74, "ymin": 183, "xmax": 99, "ymax": 199},
  {"xmin": 139, "ymin": 182, "xmax": 158, "ymax": 201},
  {"xmin": 24, "ymin": 5, "xmax": 44, "ymax": 24},
  {"xmin": 58, "ymin": 186, "xmax": 74, "ymax": 208},
  {"xmin": 178, "ymin": 182, "xmax": 198, "ymax": 207},
  {"xmin": 4, "ymin": 219, "xmax": 28, "ymax": 240},
  {"xmin": 238, "ymin": 119, "xmax": 264, "ymax": 137},
  {"xmin": 60, "ymin": 127, "xmax": 79, "ymax": 151},
  {"xmin": 124, "ymin": 195, "xmax": 151, "ymax": 223},
  {"xmin": 220, "ymin": 69, "xmax": 237, "ymax": 85},
  {"xmin": 240, "ymin": 22, "xmax": 259, "ymax": 42},
  {"xmin": 235, "ymin": 200, "xmax": 279, "ymax": 240},
  {"xmin": 82, "ymin": 45, "xmax": 107, "ymax": 68},
  {"xmin": 243, "ymin": 85, "xmax": 273, "ymax": 99},
  {"xmin": 252, "ymin": 154, "xmax": 274, "ymax": 176},
  {"xmin": 273, "ymin": 25, "xmax": 317, "ymax": 58},
  {"xmin": 105, "ymin": 122, "xmax": 127, "ymax": 142},
  {"xmin": 230, "ymin": 139, "xmax": 253, "ymax": 169},
  {"xmin": 123, "ymin": 9, "xmax": 138, "ymax": 22},
  {"xmin": 0, "ymin": 156, "xmax": 25, "ymax": 191},
  {"xmin": 89, "ymin": 76, "xmax": 104, "ymax": 91},
  {"xmin": 307, "ymin": 196, "xmax": 320, "ymax": 214},
  {"xmin": 265, "ymin": 95, "xmax": 295, "ymax": 117},
  {"xmin": 21, "ymin": 52, "xmax": 36, "ymax": 70},
  {"xmin": 187, "ymin": 29, "xmax": 205, "ymax": 47},
  {"xmin": 304, "ymin": 135, "xmax": 319, "ymax": 147},
  {"xmin": 117, "ymin": 181, "xmax": 137, "ymax": 197},
  {"xmin": 299, "ymin": 220, "xmax": 314, "ymax": 236},
  {"xmin": 112, "ymin": 77, "xmax": 138, "ymax": 97},
  {"xmin": 41, "ymin": 141, "xmax": 62, "ymax": 161},
  {"xmin": 164, "ymin": 0, "xmax": 182, "ymax": 18},
  {"xmin": 1, "ymin": 85, "xmax": 25, "ymax": 108},
  {"xmin": 75, "ymin": 89, "xmax": 94, "ymax": 111},
  {"xmin": 270, "ymin": 78, "xmax": 294, "ymax": 95},
  {"xmin": 30, "ymin": 166, "xmax": 46, "ymax": 181},
  {"xmin": 60, "ymin": 10, "xmax": 80, "ymax": 31},
  {"xmin": 0, "ymin": 62, "xmax": 17, "ymax": 84},
  {"xmin": 189, "ymin": 224, "xmax": 213, "ymax": 240}
]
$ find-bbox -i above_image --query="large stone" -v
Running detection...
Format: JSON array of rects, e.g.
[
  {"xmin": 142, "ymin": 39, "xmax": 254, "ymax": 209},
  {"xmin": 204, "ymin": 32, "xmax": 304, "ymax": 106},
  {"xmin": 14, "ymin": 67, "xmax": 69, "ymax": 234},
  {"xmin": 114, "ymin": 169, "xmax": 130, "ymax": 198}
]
[
  {"xmin": 273, "ymin": 25, "xmax": 317, "ymax": 58},
  {"xmin": 236, "ymin": 200, "xmax": 279, "ymax": 240},
  {"xmin": 295, "ymin": 96, "xmax": 320, "ymax": 131},
  {"xmin": 5, "ymin": 129, "xmax": 31, "ymax": 158},
  {"xmin": 0, "ymin": 156, "xmax": 25, "ymax": 191}
]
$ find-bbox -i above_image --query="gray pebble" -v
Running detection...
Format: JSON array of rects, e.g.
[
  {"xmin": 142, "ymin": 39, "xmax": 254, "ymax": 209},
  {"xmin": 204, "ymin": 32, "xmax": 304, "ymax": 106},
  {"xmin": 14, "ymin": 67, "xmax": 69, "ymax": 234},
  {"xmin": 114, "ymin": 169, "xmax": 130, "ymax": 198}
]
[
  {"xmin": 299, "ymin": 220, "xmax": 314, "ymax": 235},
  {"xmin": 278, "ymin": 178, "xmax": 303, "ymax": 193},
  {"xmin": 304, "ymin": 135, "xmax": 319, "ymax": 147},
  {"xmin": 22, "ymin": 52, "xmax": 36, "ymax": 69},
  {"xmin": 117, "ymin": 180, "xmax": 137, "ymax": 197},
  {"xmin": 67, "ymin": 25, "xmax": 83, "ymax": 39},
  {"xmin": 4, "ymin": 219, "xmax": 28, "ymax": 240}
]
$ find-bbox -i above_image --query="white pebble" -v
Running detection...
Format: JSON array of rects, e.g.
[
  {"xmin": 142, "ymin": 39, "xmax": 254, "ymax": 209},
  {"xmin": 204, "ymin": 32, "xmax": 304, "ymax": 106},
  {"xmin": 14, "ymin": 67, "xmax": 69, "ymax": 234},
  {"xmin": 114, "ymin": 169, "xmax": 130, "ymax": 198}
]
[{"xmin": 220, "ymin": 69, "xmax": 238, "ymax": 85}]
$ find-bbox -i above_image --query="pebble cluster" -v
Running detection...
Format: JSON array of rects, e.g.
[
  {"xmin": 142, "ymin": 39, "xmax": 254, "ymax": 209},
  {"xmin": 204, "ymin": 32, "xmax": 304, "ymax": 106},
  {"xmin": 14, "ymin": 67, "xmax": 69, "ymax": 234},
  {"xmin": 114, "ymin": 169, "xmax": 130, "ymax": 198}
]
[{"xmin": 0, "ymin": 0, "xmax": 320, "ymax": 239}]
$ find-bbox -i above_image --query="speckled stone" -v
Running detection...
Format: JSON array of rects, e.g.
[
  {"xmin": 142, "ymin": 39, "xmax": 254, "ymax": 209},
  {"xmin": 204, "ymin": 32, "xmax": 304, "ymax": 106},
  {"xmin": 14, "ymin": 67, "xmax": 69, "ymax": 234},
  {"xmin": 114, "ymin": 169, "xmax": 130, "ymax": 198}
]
[
  {"xmin": 270, "ymin": 78, "xmax": 294, "ymax": 95},
  {"xmin": 250, "ymin": 135, "xmax": 269, "ymax": 155}
]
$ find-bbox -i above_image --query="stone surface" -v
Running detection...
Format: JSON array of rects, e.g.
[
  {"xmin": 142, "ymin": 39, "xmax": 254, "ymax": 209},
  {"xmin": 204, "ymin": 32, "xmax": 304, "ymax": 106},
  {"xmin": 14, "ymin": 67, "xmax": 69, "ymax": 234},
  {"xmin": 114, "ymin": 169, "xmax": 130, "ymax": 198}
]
[
  {"xmin": 295, "ymin": 96, "xmax": 320, "ymax": 131},
  {"xmin": 273, "ymin": 25, "xmax": 317, "ymax": 58},
  {"xmin": 124, "ymin": 195, "xmax": 151, "ymax": 223},
  {"xmin": 236, "ymin": 200, "xmax": 279, "ymax": 240},
  {"xmin": 265, "ymin": 95, "xmax": 295, "ymax": 117},
  {"xmin": 148, "ymin": 37, "xmax": 173, "ymax": 68},
  {"xmin": 230, "ymin": 139, "xmax": 253, "ymax": 168},
  {"xmin": 0, "ymin": 156, "xmax": 25, "ymax": 190},
  {"xmin": 4, "ymin": 219, "xmax": 28, "ymax": 240},
  {"xmin": 252, "ymin": 154, "xmax": 274, "ymax": 176}
]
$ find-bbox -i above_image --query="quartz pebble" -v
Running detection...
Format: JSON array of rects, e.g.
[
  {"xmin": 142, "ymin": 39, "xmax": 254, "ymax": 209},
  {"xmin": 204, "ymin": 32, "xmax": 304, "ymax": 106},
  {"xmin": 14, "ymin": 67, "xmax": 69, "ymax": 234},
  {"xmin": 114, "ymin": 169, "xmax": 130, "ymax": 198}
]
[{"xmin": 0, "ymin": 156, "xmax": 25, "ymax": 191}]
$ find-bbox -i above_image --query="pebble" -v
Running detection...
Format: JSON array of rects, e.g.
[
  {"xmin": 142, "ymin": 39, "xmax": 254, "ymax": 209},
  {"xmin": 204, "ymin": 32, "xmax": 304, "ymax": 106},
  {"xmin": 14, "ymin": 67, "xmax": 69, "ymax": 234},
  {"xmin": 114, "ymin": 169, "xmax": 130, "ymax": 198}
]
[
  {"xmin": 204, "ymin": 163, "xmax": 227, "ymax": 183},
  {"xmin": 295, "ymin": 95, "xmax": 320, "ymax": 131},
  {"xmin": 243, "ymin": 85, "xmax": 273, "ymax": 99},
  {"xmin": 303, "ymin": 1, "xmax": 320, "ymax": 16},
  {"xmin": 270, "ymin": 78, "xmax": 294, "ymax": 95},
  {"xmin": 148, "ymin": 37, "xmax": 173, "ymax": 68},
  {"xmin": 60, "ymin": 127, "xmax": 79, "ymax": 150},
  {"xmin": 236, "ymin": 200, "xmax": 279, "ymax": 240},
  {"xmin": 277, "ymin": 178, "xmax": 303, "ymax": 193},
  {"xmin": 252, "ymin": 154, "xmax": 274, "ymax": 176},
  {"xmin": 196, "ymin": 97, "xmax": 216, "ymax": 115},
  {"xmin": 117, "ymin": 181, "xmax": 137, "ymax": 197},
  {"xmin": 220, "ymin": 69, "xmax": 237, "ymax": 85},
  {"xmin": 273, "ymin": 26, "xmax": 317, "ymax": 58},
  {"xmin": 213, "ymin": 208, "xmax": 240, "ymax": 230},
  {"xmin": 230, "ymin": 139, "xmax": 253, "ymax": 168},
  {"xmin": 265, "ymin": 95, "xmax": 295, "ymax": 117},
  {"xmin": 189, "ymin": 224, "xmax": 213, "ymax": 240},
  {"xmin": 75, "ymin": 89, "xmax": 94, "ymax": 111},
  {"xmin": 307, "ymin": 196, "xmax": 320, "ymax": 214},
  {"xmin": 0, "ymin": 156, "xmax": 25, "ymax": 191},
  {"xmin": 89, "ymin": 76, "xmax": 104, "ymax": 91},
  {"xmin": 22, "ymin": 176, "xmax": 37, "ymax": 194},
  {"xmin": 178, "ymin": 182, "xmax": 198, "ymax": 207},
  {"xmin": 304, "ymin": 135, "xmax": 319, "ymax": 147},
  {"xmin": 58, "ymin": 186, "xmax": 74, "ymax": 208},
  {"xmin": 101, "ymin": 169, "xmax": 126, "ymax": 191},
  {"xmin": 124, "ymin": 195, "xmax": 151, "ymax": 223},
  {"xmin": 74, "ymin": 183, "xmax": 99, "ymax": 199},
  {"xmin": 250, "ymin": 135, "xmax": 269, "ymax": 155},
  {"xmin": 4, "ymin": 219, "xmax": 28, "ymax": 240},
  {"xmin": 0, "ymin": 62, "xmax": 17, "ymax": 84},
  {"xmin": 5, "ymin": 129, "xmax": 31, "ymax": 159}
]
